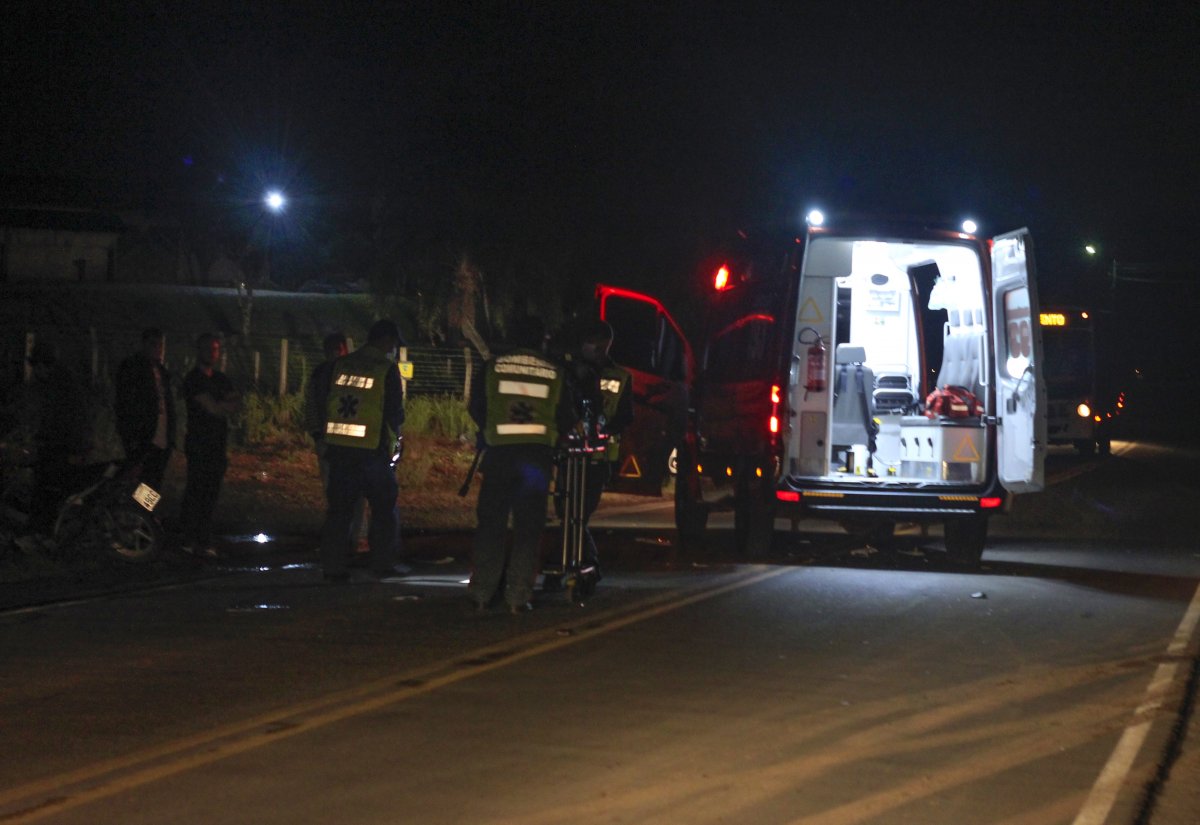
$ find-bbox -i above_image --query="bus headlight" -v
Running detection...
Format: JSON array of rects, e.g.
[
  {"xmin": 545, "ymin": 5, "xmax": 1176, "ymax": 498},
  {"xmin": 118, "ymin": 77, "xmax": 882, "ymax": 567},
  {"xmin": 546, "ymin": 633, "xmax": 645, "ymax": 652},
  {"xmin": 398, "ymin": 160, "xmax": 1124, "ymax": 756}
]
[{"xmin": 1076, "ymin": 403, "xmax": 1091, "ymax": 418}]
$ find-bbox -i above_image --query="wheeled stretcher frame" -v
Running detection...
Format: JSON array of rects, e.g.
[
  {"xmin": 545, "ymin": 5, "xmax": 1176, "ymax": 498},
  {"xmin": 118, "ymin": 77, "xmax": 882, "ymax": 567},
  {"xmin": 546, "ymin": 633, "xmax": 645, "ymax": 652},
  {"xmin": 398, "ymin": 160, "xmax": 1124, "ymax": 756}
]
[{"xmin": 545, "ymin": 425, "xmax": 606, "ymax": 605}]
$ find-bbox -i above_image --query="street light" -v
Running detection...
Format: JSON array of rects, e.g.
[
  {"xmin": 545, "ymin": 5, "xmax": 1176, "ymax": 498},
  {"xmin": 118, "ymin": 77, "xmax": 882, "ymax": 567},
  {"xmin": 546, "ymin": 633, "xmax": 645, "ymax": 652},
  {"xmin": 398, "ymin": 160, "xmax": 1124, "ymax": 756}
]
[
  {"xmin": 264, "ymin": 190, "xmax": 286, "ymax": 213},
  {"xmin": 1085, "ymin": 244, "xmax": 1097, "ymax": 256}
]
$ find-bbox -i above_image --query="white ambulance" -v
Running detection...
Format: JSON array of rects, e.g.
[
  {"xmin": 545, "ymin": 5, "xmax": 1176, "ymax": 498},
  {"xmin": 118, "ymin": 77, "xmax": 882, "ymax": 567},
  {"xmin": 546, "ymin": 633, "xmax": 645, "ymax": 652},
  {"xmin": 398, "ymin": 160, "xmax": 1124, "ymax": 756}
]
[{"xmin": 671, "ymin": 213, "xmax": 1046, "ymax": 564}]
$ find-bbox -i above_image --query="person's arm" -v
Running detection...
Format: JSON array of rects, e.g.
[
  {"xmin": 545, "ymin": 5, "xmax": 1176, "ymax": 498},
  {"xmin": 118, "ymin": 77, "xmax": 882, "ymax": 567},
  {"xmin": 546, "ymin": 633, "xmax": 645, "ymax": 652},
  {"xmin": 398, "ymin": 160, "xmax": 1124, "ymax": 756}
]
[
  {"xmin": 607, "ymin": 372, "xmax": 635, "ymax": 436},
  {"xmin": 468, "ymin": 364, "xmax": 488, "ymax": 432},
  {"xmin": 305, "ymin": 363, "xmax": 330, "ymax": 440},
  {"xmin": 383, "ymin": 365, "xmax": 404, "ymax": 435}
]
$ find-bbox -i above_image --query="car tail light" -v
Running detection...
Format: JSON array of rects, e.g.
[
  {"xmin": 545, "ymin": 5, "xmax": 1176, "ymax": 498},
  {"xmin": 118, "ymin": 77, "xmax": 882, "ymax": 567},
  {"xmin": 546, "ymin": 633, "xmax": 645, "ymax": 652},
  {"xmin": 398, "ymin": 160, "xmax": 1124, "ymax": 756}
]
[
  {"xmin": 776, "ymin": 490, "xmax": 800, "ymax": 502},
  {"xmin": 980, "ymin": 497, "xmax": 1003, "ymax": 509}
]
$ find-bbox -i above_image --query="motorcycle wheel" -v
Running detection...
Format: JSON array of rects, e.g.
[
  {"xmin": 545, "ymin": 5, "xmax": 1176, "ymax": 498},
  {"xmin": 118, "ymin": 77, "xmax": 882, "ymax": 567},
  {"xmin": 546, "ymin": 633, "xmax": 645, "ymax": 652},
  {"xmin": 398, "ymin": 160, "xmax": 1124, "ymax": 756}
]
[{"xmin": 103, "ymin": 503, "xmax": 163, "ymax": 563}]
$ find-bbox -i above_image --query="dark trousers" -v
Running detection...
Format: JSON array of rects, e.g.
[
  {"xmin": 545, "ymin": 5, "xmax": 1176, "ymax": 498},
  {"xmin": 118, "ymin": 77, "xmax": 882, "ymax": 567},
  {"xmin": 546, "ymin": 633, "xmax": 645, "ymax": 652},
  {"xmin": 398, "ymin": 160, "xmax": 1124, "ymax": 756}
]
[
  {"xmin": 320, "ymin": 452, "xmax": 399, "ymax": 576},
  {"xmin": 580, "ymin": 459, "xmax": 611, "ymax": 566},
  {"xmin": 122, "ymin": 441, "xmax": 171, "ymax": 491},
  {"xmin": 179, "ymin": 451, "xmax": 227, "ymax": 545},
  {"xmin": 469, "ymin": 445, "xmax": 554, "ymax": 609}
]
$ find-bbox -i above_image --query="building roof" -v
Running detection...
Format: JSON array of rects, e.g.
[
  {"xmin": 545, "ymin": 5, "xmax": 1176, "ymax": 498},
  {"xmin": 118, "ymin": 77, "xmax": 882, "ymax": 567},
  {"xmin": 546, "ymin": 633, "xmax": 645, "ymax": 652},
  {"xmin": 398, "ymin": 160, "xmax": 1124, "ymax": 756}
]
[{"xmin": 0, "ymin": 208, "xmax": 124, "ymax": 233}]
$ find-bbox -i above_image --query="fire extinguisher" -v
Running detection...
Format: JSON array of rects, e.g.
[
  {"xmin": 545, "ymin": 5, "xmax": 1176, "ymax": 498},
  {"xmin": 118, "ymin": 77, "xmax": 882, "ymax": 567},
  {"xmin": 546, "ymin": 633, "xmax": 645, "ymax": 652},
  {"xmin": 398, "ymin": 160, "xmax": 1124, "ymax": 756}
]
[{"xmin": 802, "ymin": 330, "xmax": 827, "ymax": 393}]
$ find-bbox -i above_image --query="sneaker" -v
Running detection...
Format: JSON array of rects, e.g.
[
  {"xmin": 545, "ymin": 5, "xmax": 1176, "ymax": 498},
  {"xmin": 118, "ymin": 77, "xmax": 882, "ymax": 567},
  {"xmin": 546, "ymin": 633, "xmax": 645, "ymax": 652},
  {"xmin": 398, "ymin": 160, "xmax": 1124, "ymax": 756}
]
[{"xmin": 373, "ymin": 562, "xmax": 414, "ymax": 582}]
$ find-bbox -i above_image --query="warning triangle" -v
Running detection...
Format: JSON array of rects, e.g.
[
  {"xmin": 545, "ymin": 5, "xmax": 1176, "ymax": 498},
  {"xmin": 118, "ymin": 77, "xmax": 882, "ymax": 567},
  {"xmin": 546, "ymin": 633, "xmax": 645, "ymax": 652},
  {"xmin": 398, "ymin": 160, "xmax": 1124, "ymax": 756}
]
[
  {"xmin": 798, "ymin": 297, "xmax": 824, "ymax": 323},
  {"xmin": 952, "ymin": 434, "xmax": 981, "ymax": 462},
  {"xmin": 618, "ymin": 454, "xmax": 643, "ymax": 478}
]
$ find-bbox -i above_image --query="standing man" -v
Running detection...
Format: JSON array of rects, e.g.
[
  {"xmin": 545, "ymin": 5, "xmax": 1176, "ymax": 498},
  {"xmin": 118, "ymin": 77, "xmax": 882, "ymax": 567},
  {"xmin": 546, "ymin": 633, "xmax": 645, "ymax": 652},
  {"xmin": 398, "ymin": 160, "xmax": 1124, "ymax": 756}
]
[
  {"xmin": 26, "ymin": 342, "xmax": 91, "ymax": 539},
  {"xmin": 115, "ymin": 328, "xmax": 176, "ymax": 490},
  {"xmin": 468, "ymin": 315, "xmax": 576, "ymax": 614},
  {"xmin": 306, "ymin": 331, "xmax": 365, "ymax": 560},
  {"xmin": 320, "ymin": 320, "xmax": 407, "ymax": 582},
  {"xmin": 179, "ymin": 333, "xmax": 240, "ymax": 558},
  {"xmin": 568, "ymin": 319, "xmax": 633, "ymax": 578}
]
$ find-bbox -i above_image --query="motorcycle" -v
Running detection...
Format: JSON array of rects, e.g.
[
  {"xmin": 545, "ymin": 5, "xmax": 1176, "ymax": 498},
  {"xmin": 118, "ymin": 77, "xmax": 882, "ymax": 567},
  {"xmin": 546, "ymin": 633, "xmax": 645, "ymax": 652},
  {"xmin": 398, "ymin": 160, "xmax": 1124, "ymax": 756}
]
[{"xmin": 2, "ymin": 443, "xmax": 163, "ymax": 563}]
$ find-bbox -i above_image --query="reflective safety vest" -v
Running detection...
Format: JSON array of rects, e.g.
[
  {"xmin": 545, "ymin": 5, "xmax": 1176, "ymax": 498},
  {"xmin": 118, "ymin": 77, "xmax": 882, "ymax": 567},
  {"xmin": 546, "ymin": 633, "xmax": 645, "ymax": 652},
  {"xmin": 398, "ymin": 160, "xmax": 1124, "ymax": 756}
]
[
  {"xmin": 324, "ymin": 347, "xmax": 397, "ymax": 450},
  {"xmin": 598, "ymin": 363, "xmax": 631, "ymax": 461},
  {"xmin": 483, "ymin": 349, "xmax": 563, "ymax": 448}
]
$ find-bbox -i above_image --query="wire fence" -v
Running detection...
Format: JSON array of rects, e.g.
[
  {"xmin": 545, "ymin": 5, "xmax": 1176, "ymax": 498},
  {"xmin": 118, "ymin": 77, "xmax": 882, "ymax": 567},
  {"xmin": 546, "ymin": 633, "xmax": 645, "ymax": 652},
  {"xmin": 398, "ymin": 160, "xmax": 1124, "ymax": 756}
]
[{"xmin": 1, "ymin": 324, "xmax": 484, "ymax": 402}]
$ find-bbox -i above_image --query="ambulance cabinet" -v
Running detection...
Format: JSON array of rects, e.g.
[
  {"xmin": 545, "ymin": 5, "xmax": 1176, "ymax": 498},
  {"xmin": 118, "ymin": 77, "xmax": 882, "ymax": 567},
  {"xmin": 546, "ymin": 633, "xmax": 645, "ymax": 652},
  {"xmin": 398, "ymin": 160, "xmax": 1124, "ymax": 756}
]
[{"xmin": 899, "ymin": 417, "xmax": 985, "ymax": 483}]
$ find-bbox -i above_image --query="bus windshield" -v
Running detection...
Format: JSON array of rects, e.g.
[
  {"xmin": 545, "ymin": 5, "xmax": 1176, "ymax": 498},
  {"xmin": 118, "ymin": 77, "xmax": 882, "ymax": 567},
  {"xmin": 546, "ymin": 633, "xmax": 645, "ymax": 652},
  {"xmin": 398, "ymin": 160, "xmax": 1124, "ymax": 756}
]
[{"xmin": 1042, "ymin": 328, "xmax": 1095, "ymax": 397}]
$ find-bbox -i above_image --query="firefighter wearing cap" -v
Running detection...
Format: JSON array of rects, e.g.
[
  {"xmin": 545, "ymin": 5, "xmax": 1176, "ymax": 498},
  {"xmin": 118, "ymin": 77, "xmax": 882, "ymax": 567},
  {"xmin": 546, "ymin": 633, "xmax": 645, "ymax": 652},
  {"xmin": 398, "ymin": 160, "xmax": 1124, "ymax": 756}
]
[
  {"xmin": 319, "ymin": 320, "xmax": 406, "ymax": 582},
  {"xmin": 467, "ymin": 315, "xmax": 577, "ymax": 613},
  {"xmin": 568, "ymin": 319, "xmax": 633, "ymax": 576}
]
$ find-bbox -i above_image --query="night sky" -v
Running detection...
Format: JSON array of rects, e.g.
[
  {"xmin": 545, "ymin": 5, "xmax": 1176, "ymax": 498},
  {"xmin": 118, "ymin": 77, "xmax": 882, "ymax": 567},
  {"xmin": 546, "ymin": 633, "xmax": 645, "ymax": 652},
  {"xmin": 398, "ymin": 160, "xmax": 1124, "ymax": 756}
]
[{"xmin": 3, "ymin": 1, "xmax": 1198, "ymax": 305}]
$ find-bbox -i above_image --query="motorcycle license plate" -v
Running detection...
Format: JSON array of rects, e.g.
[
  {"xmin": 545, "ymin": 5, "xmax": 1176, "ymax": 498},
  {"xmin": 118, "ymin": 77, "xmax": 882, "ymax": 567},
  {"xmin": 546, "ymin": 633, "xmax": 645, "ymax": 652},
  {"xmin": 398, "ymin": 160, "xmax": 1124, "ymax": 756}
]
[{"xmin": 131, "ymin": 483, "xmax": 161, "ymax": 512}]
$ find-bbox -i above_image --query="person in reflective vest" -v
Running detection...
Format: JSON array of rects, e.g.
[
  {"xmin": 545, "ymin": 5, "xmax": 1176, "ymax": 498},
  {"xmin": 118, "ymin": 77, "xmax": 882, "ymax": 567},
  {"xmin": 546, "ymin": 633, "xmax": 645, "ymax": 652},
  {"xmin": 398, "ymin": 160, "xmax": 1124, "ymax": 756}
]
[
  {"xmin": 319, "ymin": 319, "xmax": 407, "ymax": 582},
  {"xmin": 567, "ymin": 319, "xmax": 633, "ymax": 577},
  {"xmin": 467, "ymin": 315, "xmax": 577, "ymax": 613}
]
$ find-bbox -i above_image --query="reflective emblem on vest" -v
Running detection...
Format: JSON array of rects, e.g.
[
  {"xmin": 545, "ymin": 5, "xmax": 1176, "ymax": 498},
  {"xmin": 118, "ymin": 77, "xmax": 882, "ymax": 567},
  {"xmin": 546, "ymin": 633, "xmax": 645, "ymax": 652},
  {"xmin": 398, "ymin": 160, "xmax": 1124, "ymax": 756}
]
[{"xmin": 335, "ymin": 374, "xmax": 375, "ymax": 389}]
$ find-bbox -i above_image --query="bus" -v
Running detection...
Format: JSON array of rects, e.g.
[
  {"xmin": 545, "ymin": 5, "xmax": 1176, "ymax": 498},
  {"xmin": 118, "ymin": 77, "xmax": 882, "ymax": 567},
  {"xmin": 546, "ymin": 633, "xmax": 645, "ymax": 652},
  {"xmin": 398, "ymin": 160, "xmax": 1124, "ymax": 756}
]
[{"xmin": 1038, "ymin": 307, "xmax": 1122, "ymax": 455}]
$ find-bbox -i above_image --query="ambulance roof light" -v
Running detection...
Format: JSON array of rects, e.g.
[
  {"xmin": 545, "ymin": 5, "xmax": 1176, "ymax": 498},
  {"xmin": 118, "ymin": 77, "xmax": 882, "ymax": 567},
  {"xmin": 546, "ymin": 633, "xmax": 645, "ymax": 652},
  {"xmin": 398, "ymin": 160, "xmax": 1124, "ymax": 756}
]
[{"xmin": 806, "ymin": 209, "xmax": 825, "ymax": 227}]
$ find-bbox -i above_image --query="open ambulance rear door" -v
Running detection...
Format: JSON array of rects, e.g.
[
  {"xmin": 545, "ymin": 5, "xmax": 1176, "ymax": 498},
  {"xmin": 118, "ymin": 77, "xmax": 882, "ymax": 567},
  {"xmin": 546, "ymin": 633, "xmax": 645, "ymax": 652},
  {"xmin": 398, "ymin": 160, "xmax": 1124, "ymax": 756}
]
[
  {"xmin": 595, "ymin": 285, "xmax": 694, "ymax": 496},
  {"xmin": 991, "ymin": 229, "xmax": 1047, "ymax": 493}
]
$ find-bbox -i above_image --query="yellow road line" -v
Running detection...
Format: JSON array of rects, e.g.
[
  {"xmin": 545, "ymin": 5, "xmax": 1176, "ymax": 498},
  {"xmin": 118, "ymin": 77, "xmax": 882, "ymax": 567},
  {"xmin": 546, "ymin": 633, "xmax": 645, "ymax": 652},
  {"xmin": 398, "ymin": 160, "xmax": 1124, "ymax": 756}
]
[{"xmin": 0, "ymin": 566, "xmax": 788, "ymax": 824}]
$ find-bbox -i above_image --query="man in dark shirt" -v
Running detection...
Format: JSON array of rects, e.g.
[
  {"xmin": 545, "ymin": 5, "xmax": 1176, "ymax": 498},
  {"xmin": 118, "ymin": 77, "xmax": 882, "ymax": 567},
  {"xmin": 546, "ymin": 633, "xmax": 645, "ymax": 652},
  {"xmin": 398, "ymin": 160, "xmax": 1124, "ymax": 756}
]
[
  {"xmin": 179, "ymin": 333, "xmax": 240, "ymax": 558},
  {"xmin": 115, "ymin": 328, "xmax": 176, "ymax": 489}
]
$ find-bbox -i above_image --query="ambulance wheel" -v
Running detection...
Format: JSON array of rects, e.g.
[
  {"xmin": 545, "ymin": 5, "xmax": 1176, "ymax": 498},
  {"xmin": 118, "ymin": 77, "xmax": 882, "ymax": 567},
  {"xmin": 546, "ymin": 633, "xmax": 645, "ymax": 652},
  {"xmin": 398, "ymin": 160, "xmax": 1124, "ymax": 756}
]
[{"xmin": 944, "ymin": 516, "xmax": 987, "ymax": 567}]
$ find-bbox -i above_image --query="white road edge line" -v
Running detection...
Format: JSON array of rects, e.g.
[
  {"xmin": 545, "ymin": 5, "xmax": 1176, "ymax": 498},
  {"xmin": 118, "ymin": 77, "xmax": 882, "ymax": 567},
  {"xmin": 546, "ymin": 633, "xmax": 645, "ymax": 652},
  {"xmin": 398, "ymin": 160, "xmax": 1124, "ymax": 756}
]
[{"xmin": 1072, "ymin": 579, "xmax": 1200, "ymax": 825}]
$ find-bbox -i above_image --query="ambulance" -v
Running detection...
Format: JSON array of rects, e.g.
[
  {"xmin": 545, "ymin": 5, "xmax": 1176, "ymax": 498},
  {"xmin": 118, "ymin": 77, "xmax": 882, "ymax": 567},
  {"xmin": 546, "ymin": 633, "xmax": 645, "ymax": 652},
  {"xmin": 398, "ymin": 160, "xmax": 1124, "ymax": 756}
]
[{"xmin": 667, "ymin": 213, "xmax": 1047, "ymax": 565}]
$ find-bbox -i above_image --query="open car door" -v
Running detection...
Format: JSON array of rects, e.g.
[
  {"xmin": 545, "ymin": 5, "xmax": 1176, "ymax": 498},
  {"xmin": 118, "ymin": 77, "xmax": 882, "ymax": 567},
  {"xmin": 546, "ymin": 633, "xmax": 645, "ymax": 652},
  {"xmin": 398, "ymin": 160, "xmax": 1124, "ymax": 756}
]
[
  {"xmin": 991, "ymin": 229, "xmax": 1046, "ymax": 493},
  {"xmin": 596, "ymin": 285, "xmax": 694, "ymax": 495}
]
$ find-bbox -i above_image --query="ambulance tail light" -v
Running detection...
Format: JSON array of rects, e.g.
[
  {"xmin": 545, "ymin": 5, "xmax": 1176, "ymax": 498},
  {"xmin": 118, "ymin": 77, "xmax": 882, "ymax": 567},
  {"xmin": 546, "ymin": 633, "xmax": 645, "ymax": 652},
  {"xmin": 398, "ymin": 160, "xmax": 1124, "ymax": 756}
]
[
  {"xmin": 980, "ymin": 497, "xmax": 1003, "ymax": 510},
  {"xmin": 776, "ymin": 490, "xmax": 801, "ymax": 503},
  {"xmin": 768, "ymin": 384, "xmax": 781, "ymax": 435}
]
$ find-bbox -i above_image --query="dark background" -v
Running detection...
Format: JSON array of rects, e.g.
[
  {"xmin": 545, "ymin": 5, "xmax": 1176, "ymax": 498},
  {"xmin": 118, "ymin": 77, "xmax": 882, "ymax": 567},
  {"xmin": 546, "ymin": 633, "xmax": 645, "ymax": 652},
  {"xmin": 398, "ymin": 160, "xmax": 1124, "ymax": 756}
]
[{"xmin": 3, "ymin": 1, "xmax": 1197, "ymax": 322}]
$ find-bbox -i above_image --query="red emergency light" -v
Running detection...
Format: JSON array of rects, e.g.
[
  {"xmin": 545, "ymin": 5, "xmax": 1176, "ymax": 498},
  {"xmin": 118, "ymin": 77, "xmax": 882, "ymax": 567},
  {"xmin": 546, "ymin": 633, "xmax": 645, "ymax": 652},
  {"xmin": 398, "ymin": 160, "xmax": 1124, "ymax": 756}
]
[{"xmin": 714, "ymin": 265, "xmax": 730, "ymax": 290}]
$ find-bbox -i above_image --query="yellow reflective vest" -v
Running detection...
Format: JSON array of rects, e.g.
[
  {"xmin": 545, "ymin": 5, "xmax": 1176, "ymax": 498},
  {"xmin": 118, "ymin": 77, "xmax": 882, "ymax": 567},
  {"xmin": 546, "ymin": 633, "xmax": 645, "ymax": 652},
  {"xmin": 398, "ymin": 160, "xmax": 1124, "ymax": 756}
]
[
  {"xmin": 598, "ymin": 363, "xmax": 631, "ymax": 461},
  {"xmin": 483, "ymin": 349, "xmax": 564, "ymax": 448},
  {"xmin": 324, "ymin": 347, "xmax": 398, "ymax": 450}
]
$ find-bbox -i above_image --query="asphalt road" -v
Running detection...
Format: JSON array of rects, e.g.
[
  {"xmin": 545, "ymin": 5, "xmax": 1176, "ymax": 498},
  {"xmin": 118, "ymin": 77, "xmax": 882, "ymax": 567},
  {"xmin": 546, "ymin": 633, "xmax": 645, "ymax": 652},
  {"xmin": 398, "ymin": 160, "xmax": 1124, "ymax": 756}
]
[{"xmin": 1, "ymin": 442, "xmax": 1198, "ymax": 825}]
